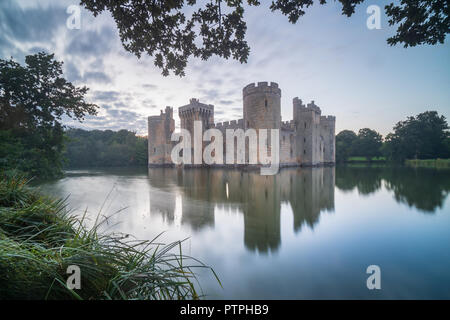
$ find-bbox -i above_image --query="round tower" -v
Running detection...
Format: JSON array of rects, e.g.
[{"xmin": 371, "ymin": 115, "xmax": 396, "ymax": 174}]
[{"xmin": 243, "ymin": 82, "xmax": 281, "ymax": 131}]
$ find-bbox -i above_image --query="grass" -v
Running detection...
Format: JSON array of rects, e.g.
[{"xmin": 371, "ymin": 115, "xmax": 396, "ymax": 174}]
[
  {"xmin": 0, "ymin": 173, "xmax": 220, "ymax": 300},
  {"xmin": 405, "ymin": 159, "xmax": 450, "ymax": 169},
  {"xmin": 346, "ymin": 157, "xmax": 386, "ymax": 163}
]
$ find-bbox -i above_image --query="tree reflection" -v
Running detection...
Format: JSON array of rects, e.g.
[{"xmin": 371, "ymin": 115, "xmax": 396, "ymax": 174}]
[{"xmin": 336, "ymin": 165, "xmax": 450, "ymax": 213}]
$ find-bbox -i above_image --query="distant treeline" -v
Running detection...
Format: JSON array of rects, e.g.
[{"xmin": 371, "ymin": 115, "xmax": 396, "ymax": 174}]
[
  {"xmin": 64, "ymin": 129, "xmax": 148, "ymax": 168},
  {"xmin": 336, "ymin": 111, "xmax": 450, "ymax": 163}
]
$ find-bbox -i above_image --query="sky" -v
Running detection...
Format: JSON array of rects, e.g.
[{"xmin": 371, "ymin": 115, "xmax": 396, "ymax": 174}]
[{"xmin": 1, "ymin": 0, "xmax": 449, "ymax": 136}]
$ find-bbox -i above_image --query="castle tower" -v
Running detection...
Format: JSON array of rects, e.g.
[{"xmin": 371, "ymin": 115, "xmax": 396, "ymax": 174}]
[
  {"xmin": 178, "ymin": 98, "xmax": 214, "ymax": 164},
  {"xmin": 243, "ymin": 82, "xmax": 281, "ymax": 131},
  {"xmin": 320, "ymin": 116, "xmax": 336, "ymax": 164},
  {"xmin": 293, "ymin": 98, "xmax": 322, "ymax": 166},
  {"xmin": 243, "ymin": 82, "xmax": 281, "ymax": 163},
  {"xmin": 148, "ymin": 106, "xmax": 175, "ymax": 166}
]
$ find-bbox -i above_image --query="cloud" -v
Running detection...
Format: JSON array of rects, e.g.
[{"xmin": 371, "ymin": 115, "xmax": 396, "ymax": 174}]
[
  {"xmin": 219, "ymin": 100, "xmax": 234, "ymax": 105},
  {"xmin": 142, "ymin": 83, "xmax": 158, "ymax": 90},
  {"xmin": 92, "ymin": 90, "xmax": 120, "ymax": 102},
  {"xmin": 83, "ymin": 71, "xmax": 111, "ymax": 84},
  {"xmin": 64, "ymin": 26, "xmax": 116, "ymax": 58}
]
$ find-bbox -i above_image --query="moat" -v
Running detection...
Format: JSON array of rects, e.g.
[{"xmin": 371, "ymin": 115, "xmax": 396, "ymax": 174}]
[{"xmin": 37, "ymin": 166, "xmax": 450, "ymax": 299}]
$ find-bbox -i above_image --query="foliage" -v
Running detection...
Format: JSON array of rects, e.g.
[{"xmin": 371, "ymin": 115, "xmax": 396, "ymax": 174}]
[
  {"xmin": 0, "ymin": 173, "xmax": 219, "ymax": 299},
  {"xmin": 65, "ymin": 128, "xmax": 148, "ymax": 168},
  {"xmin": 335, "ymin": 128, "xmax": 382, "ymax": 162},
  {"xmin": 80, "ymin": 0, "xmax": 449, "ymax": 76},
  {"xmin": 336, "ymin": 130, "xmax": 357, "ymax": 163},
  {"xmin": 352, "ymin": 128, "xmax": 383, "ymax": 161},
  {"xmin": 0, "ymin": 53, "xmax": 98, "ymax": 179},
  {"xmin": 384, "ymin": 111, "xmax": 449, "ymax": 161}
]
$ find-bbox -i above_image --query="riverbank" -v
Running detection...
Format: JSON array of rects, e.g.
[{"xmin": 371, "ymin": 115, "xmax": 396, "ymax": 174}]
[
  {"xmin": 345, "ymin": 157, "xmax": 386, "ymax": 164},
  {"xmin": 0, "ymin": 174, "xmax": 217, "ymax": 299},
  {"xmin": 405, "ymin": 159, "xmax": 450, "ymax": 169}
]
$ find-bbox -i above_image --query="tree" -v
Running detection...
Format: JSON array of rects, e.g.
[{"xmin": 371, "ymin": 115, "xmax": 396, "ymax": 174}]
[
  {"xmin": 352, "ymin": 128, "xmax": 383, "ymax": 161},
  {"xmin": 384, "ymin": 111, "xmax": 449, "ymax": 161},
  {"xmin": 336, "ymin": 130, "xmax": 357, "ymax": 163},
  {"xmin": 0, "ymin": 52, "xmax": 98, "ymax": 178},
  {"xmin": 64, "ymin": 128, "xmax": 148, "ymax": 167},
  {"xmin": 80, "ymin": 0, "xmax": 450, "ymax": 76}
]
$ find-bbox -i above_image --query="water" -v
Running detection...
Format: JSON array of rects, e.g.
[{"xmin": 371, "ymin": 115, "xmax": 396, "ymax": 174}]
[{"xmin": 37, "ymin": 166, "xmax": 450, "ymax": 299}]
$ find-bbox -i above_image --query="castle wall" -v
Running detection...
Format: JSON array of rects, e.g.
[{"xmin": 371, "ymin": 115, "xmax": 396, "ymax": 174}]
[{"xmin": 280, "ymin": 128, "xmax": 297, "ymax": 165}]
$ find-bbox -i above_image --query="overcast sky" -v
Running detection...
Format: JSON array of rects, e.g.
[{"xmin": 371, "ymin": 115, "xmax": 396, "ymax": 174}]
[{"xmin": 1, "ymin": 0, "xmax": 449, "ymax": 136}]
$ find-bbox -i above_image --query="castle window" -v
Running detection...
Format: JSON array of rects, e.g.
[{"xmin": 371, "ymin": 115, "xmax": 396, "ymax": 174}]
[
  {"xmin": 304, "ymin": 122, "xmax": 307, "ymax": 129},
  {"xmin": 265, "ymin": 99, "xmax": 268, "ymax": 108},
  {"xmin": 153, "ymin": 148, "xmax": 156, "ymax": 154},
  {"xmin": 304, "ymin": 137, "xmax": 306, "ymax": 143},
  {"xmin": 304, "ymin": 149, "xmax": 306, "ymax": 155},
  {"xmin": 283, "ymin": 135, "xmax": 285, "ymax": 142},
  {"xmin": 290, "ymin": 149, "xmax": 293, "ymax": 157}
]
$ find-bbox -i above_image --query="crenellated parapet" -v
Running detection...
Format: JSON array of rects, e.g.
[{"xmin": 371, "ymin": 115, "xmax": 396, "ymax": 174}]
[
  {"xmin": 281, "ymin": 120, "xmax": 295, "ymax": 131},
  {"xmin": 179, "ymin": 98, "xmax": 214, "ymax": 117},
  {"xmin": 213, "ymin": 119, "xmax": 244, "ymax": 132},
  {"xmin": 243, "ymin": 82, "xmax": 281, "ymax": 98}
]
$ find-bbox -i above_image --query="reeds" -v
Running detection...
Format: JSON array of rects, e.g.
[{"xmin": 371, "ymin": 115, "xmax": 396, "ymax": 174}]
[{"xmin": 0, "ymin": 173, "xmax": 220, "ymax": 300}]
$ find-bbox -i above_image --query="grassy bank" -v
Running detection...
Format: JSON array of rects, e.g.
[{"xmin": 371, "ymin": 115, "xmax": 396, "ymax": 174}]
[
  {"xmin": 405, "ymin": 159, "xmax": 450, "ymax": 169},
  {"xmin": 0, "ymin": 174, "xmax": 219, "ymax": 300},
  {"xmin": 346, "ymin": 157, "xmax": 386, "ymax": 163}
]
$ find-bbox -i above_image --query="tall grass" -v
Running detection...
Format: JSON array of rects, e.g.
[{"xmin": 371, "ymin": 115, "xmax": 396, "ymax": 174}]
[{"xmin": 0, "ymin": 174, "xmax": 220, "ymax": 300}]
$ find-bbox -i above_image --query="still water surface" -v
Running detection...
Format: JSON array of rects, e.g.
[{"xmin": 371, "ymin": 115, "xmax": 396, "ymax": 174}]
[{"xmin": 38, "ymin": 166, "xmax": 450, "ymax": 299}]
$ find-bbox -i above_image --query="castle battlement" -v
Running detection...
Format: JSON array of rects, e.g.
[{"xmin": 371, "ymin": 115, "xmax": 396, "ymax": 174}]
[
  {"xmin": 320, "ymin": 115, "xmax": 336, "ymax": 122},
  {"xmin": 148, "ymin": 106, "xmax": 173, "ymax": 122},
  {"xmin": 179, "ymin": 98, "xmax": 214, "ymax": 115},
  {"xmin": 213, "ymin": 119, "xmax": 244, "ymax": 130},
  {"xmin": 293, "ymin": 97, "xmax": 321, "ymax": 114},
  {"xmin": 243, "ymin": 81, "xmax": 281, "ymax": 98}
]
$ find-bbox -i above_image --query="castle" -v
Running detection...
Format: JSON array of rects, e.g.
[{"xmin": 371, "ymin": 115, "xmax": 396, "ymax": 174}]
[{"xmin": 148, "ymin": 82, "xmax": 336, "ymax": 168}]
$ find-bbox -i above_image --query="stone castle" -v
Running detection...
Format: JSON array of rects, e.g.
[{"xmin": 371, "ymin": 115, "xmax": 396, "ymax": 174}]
[{"xmin": 148, "ymin": 82, "xmax": 336, "ymax": 168}]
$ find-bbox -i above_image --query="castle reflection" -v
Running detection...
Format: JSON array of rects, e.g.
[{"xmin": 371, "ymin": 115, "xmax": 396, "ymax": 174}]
[{"xmin": 148, "ymin": 167, "xmax": 335, "ymax": 254}]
